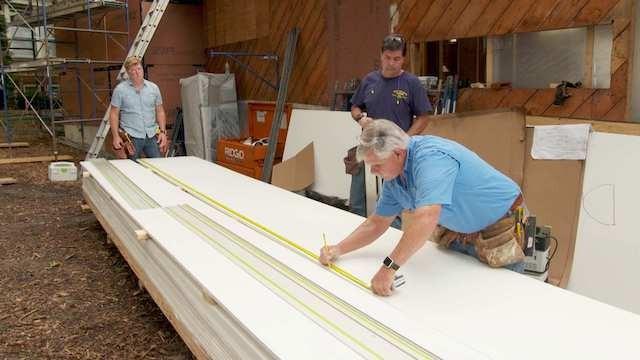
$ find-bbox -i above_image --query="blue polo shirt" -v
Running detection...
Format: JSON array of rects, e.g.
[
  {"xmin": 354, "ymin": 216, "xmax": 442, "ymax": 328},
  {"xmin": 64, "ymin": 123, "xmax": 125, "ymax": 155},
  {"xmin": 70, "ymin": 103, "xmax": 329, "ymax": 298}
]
[
  {"xmin": 110, "ymin": 79, "xmax": 163, "ymax": 139},
  {"xmin": 376, "ymin": 136, "xmax": 521, "ymax": 233}
]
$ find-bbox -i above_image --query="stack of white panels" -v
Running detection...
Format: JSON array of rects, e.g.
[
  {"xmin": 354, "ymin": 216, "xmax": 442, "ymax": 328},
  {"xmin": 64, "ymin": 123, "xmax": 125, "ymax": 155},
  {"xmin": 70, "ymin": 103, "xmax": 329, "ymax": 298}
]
[{"xmin": 82, "ymin": 157, "xmax": 640, "ymax": 359}]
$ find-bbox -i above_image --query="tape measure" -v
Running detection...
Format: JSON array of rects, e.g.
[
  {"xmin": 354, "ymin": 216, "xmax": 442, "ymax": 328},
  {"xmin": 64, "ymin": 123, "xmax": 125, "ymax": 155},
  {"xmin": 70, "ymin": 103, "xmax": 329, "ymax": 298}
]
[{"xmin": 139, "ymin": 159, "xmax": 371, "ymax": 290}]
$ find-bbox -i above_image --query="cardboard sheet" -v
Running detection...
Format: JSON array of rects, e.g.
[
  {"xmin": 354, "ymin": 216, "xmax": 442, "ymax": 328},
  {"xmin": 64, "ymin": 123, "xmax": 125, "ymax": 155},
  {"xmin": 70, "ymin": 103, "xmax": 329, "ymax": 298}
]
[
  {"xmin": 523, "ymin": 128, "xmax": 584, "ymax": 286},
  {"xmin": 568, "ymin": 132, "xmax": 640, "ymax": 315},
  {"xmin": 422, "ymin": 108, "xmax": 526, "ymax": 186},
  {"xmin": 271, "ymin": 142, "xmax": 315, "ymax": 191}
]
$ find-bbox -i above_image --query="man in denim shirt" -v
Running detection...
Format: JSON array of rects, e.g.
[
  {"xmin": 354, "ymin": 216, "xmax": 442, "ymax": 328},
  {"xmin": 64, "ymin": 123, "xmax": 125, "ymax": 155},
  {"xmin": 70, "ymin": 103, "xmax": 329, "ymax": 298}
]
[
  {"xmin": 110, "ymin": 56, "xmax": 167, "ymax": 160},
  {"xmin": 321, "ymin": 120, "xmax": 525, "ymax": 296}
]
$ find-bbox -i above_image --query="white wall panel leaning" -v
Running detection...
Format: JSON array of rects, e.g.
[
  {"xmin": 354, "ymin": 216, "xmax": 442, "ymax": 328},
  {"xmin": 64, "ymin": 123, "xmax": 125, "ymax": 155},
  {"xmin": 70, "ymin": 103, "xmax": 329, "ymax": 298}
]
[
  {"xmin": 82, "ymin": 156, "xmax": 640, "ymax": 359},
  {"xmin": 569, "ymin": 132, "xmax": 640, "ymax": 315}
]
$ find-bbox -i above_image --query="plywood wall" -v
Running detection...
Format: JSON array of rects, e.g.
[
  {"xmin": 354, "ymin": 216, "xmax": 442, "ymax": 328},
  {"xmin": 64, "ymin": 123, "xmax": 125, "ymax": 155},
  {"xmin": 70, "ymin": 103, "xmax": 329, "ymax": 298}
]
[
  {"xmin": 206, "ymin": 0, "xmax": 269, "ymax": 47},
  {"xmin": 205, "ymin": 0, "xmax": 329, "ymax": 105},
  {"xmin": 392, "ymin": 0, "xmax": 632, "ymax": 121}
]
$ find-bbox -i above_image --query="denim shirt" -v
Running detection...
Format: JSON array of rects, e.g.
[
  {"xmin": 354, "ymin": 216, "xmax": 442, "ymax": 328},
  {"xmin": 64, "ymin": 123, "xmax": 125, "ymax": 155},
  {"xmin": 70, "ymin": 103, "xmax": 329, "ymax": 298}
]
[{"xmin": 110, "ymin": 79, "xmax": 162, "ymax": 138}]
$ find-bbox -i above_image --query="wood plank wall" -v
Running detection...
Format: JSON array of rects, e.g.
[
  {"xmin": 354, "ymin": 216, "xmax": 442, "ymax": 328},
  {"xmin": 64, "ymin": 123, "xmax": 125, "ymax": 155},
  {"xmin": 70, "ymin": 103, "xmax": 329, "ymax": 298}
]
[
  {"xmin": 205, "ymin": 0, "xmax": 329, "ymax": 105},
  {"xmin": 207, "ymin": 0, "xmax": 269, "ymax": 47},
  {"xmin": 392, "ymin": 0, "xmax": 632, "ymax": 121}
]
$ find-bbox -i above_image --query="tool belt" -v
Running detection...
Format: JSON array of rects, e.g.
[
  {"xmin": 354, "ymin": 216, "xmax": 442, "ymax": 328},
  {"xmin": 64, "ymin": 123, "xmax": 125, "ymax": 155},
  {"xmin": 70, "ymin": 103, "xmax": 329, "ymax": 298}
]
[
  {"xmin": 113, "ymin": 128, "xmax": 136, "ymax": 159},
  {"xmin": 431, "ymin": 194, "xmax": 526, "ymax": 268},
  {"xmin": 343, "ymin": 146, "xmax": 362, "ymax": 175}
]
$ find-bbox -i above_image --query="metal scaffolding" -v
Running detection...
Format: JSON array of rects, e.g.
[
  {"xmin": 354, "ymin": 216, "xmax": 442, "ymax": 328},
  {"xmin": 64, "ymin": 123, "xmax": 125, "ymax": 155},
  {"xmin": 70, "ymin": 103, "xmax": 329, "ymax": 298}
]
[{"xmin": 0, "ymin": 0, "xmax": 129, "ymax": 156}]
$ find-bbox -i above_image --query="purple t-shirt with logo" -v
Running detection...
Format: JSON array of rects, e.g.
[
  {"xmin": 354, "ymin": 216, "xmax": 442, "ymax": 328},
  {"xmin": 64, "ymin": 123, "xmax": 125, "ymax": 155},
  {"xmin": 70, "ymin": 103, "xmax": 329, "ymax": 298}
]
[{"xmin": 351, "ymin": 71, "xmax": 431, "ymax": 132}]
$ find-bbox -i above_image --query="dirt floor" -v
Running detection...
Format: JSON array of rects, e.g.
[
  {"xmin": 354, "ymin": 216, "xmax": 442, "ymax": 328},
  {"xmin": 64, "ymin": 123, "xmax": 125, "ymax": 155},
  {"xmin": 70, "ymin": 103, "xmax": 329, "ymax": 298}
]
[{"xmin": 0, "ymin": 137, "xmax": 192, "ymax": 359}]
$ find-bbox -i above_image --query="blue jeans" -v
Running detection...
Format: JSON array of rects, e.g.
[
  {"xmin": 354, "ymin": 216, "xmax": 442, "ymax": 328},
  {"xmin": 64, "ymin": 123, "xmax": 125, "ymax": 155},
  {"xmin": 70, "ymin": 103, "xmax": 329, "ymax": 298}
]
[
  {"xmin": 349, "ymin": 164, "xmax": 402, "ymax": 229},
  {"xmin": 129, "ymin": 135, "xmax": 161, "ymax": 161},
  {"xmin": 349, "ymin": 163, "xmax": 367, "ymax": 217},
  {"xmin": 448, "ymin": 239, "xmax": 526, "ymax": 273}
]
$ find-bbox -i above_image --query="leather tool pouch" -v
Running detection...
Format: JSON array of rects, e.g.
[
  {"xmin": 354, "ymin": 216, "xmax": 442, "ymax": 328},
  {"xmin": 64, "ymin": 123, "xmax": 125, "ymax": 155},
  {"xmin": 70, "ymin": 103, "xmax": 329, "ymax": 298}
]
[
  {"xmin": 430, "ymin": 217, "xmax": 524, "ymax": 268},
  {"xmin": 343, "ymin": 146, "xmax": 362, "ymax": 175},
  {"xmin": 475, "ymin": 215, "xmax": 525, "ymax": 267},
  {"xmin": 113, "ymin": 128, "xmax": 136, "ymax": 159}
]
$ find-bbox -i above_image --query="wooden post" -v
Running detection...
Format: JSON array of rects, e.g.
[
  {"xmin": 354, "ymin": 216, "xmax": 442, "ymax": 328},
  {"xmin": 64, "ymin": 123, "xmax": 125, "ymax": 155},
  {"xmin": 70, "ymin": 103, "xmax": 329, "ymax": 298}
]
[
  {"xmin": 419, "ymin": 42, "xmax": 427, "ymax": 75},
  {"xmin": 486, "ymin": 36, "xmax": 494, "ymax": 87},
  {"xmin": 584, "ymin": 25, "xmax": 594, "ymax": 88},
  {"xmin": 438, "ymin": 40, "xmax": 444, "ymax": 80},
  {"xmin": 476, "ymin": 37, "xmax": 481, "ymax": 83}
]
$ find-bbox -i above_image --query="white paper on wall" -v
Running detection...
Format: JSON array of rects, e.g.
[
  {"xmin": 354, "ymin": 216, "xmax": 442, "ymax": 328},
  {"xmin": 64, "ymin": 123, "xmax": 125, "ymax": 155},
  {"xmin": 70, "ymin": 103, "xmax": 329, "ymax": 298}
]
[{"xmin": 531, "ymin": 124, "xmax": 591, "ymax": 160}]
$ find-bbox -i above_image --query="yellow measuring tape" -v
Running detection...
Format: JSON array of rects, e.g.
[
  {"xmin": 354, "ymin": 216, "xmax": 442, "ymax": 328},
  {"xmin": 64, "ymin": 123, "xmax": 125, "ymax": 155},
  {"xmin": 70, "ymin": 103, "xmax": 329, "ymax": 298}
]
[
  {"xmin": 135, "ymin": 160, "xmax": 437, "ymax": 359},
  {"xmin": 166, "ymin": 205, "xmax": 386, "ymax": 359},
  {"xmin": 138, "ymin": 159, "xmax": 371, "ymax": 290},
  {"xmin": 167, "ymin": 204, "xmax": 435, "ymax": 359}
]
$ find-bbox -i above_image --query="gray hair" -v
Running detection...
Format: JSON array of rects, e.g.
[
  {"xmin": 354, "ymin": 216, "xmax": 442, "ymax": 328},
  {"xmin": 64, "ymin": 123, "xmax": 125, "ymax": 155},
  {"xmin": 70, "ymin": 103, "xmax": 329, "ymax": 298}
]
[{"xmin": 356, "ymin": 119, "xmax": 410, "ymax": 161}]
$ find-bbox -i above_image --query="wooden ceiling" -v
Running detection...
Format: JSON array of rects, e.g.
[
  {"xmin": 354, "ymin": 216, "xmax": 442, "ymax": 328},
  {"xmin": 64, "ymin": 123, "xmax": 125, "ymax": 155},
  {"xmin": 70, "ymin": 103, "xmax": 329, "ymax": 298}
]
[
  {"xmin": 392, "ymin": 0, "xmax": 632, "ymax": 121},
  {"xmin": 393, "ymin": 0, "xmax": 623, "ymax": 41}
]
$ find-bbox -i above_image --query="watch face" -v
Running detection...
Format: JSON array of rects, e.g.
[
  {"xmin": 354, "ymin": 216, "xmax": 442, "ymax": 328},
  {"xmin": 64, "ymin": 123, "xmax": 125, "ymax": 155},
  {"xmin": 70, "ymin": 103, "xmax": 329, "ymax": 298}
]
[{"xmin": 383, "ymin": 257, "xmax": 392, "ymax": 267}]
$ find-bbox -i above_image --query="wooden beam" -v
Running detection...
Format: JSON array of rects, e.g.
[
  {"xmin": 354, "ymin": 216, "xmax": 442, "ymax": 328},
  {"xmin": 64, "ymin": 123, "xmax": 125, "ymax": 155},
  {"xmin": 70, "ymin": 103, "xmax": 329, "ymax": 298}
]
[
  {"xmin": 0, "ymin": 142, "xmax": 29, "ymax": 148},
  {"xmin": 527, "ymin": 115, "xmax": 640, "ymax": 135},
  {"xmin": 583, "ymin": 25, "xmax": 594, "ymax": 88},
  {"xmin": 475, "ymin": 37, "xmax": 481, "ymax": 83},
  {"xmin": 486, "ymin": 36, "xmax": 494, "ymax": 86},
  {"xmin": 409, "ymin": 42, "xmax": 419, "ymax": 74},
  {"xmin": 0, "ymin": 177, "xmax": 17, "ymax": 185},
  {"xmin": 419, "ymin": 42, "xmax": 427, "ymax": 75},
  {"xmin": 0, "ymin": 155, "xmax": 73, "ymax": 165},
  {"xmin": 438, "ymin": 40, "xmax": 444, "ymax": 79}
]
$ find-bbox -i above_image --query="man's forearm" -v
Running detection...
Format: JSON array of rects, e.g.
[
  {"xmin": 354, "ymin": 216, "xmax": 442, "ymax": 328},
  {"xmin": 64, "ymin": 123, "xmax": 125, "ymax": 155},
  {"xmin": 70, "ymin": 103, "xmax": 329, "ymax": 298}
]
[
  {"xmin": 388, "ymin": 205, "xmax": 440, "ymax": 266},
  {"xmin": 338, "ymin": 215, "xmax": 391, "ymax": 255},
  {"xmin": 156, "ymin": 105, "xmax": 166, "ymax": 131},
  {"xmin": 406, "ymin": 114, "xmax": 429, "ymax": 136},
  {"xmin": 109, "ymin": 106, "xmax": 120, "ymax": 136}
]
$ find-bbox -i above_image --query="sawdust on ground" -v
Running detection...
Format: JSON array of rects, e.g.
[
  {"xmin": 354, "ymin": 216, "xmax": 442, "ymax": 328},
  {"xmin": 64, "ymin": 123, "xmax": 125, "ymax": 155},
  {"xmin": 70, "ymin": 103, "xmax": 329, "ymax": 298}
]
[{"xmin": 0, "ymin": 136, "xmax": 192, "ymax": 359}]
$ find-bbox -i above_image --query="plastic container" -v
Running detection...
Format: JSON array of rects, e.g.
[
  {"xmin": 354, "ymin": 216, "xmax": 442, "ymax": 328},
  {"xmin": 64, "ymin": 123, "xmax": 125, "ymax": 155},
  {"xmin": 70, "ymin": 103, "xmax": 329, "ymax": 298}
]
[{"xmin": 48, "ymin": 161, "xmax": 78, "ymax": 181}]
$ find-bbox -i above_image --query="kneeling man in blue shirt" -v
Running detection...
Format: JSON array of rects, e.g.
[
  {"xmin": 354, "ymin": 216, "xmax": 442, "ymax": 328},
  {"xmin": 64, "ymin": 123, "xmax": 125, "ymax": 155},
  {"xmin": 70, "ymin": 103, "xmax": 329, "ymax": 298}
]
[{"xmin": 320, "ymin": 120, "xmax": 526, "ymax": 296}]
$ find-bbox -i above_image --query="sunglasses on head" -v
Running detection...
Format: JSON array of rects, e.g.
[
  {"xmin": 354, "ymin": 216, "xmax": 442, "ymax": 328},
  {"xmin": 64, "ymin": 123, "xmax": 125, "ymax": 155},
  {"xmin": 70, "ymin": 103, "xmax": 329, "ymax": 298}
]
[
  {"xmin": 384, "ymin": 35, "xmax": 405, "ymax": 46},
  {"xmin": 382, "ymin": 35, "xmax": 406, "ymax": 55}
]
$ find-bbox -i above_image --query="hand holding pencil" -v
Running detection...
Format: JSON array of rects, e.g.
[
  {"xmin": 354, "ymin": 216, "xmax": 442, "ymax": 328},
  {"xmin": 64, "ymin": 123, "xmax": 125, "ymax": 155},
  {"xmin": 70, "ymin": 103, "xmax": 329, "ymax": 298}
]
[{"xmin": 319, "ymin": 233, "xmax": 341, "ymax": 266}]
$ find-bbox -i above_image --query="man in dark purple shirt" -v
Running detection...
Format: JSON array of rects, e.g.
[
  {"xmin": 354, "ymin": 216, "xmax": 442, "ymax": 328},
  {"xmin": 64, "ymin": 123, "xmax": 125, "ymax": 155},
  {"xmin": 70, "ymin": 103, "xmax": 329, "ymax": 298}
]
[{"xmin": 349, "ymin": 34, "xmax": 432, "ymax": 217}]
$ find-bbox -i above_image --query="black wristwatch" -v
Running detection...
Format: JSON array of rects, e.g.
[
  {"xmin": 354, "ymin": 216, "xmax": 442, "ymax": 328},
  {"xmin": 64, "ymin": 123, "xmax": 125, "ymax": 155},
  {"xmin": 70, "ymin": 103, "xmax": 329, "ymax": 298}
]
[{"xmin": 383, "ymin": 256, "xmax": 400, "ymax": 271}]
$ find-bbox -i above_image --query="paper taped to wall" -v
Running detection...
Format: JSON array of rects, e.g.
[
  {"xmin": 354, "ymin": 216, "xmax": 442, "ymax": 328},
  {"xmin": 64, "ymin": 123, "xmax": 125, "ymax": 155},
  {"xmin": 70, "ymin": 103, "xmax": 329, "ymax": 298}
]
[{"xmin": 531, "ymin": 124, "xmax": 591, "ymax": 160}]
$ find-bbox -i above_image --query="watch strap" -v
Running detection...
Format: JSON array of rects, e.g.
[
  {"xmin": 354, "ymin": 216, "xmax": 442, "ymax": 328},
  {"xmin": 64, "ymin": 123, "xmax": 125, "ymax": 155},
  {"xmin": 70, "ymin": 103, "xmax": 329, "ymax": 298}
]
[{"xmin": 383, "ymin": 256, "xmax": 400, "ymax": 271}]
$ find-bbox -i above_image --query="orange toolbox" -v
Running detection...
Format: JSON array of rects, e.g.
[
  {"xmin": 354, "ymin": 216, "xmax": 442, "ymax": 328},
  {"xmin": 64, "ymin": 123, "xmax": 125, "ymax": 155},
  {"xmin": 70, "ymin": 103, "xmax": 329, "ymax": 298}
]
[
  {"xmin": 216, "ymin": 138, "xmax": 285, "ymax": 168},
  {"xmin": 215, "ymin": 101, "xmax": 291, "ymax": 179},
  {"xmin": 248, "ymin": 101, "xmax": 293, "ymax": 143}
]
